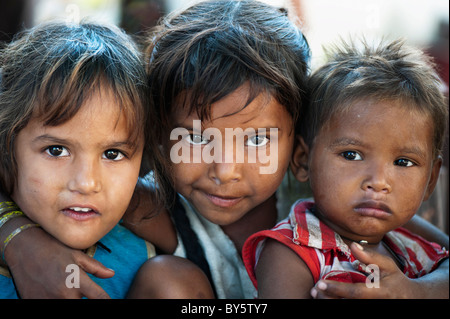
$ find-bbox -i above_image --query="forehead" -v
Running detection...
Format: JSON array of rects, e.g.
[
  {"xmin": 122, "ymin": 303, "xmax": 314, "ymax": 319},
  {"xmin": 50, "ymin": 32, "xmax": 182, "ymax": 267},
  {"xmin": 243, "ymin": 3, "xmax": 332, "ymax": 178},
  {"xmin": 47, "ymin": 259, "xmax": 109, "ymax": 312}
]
[
  {"xmin": 40, "ymin": 85, "xmax": 134, "ymax": 128},
  {"xmin": 172, "ymin": 85, "xmax": 293, "ymax": 129},
  {"xmin": 323, "ymin": 98, "xmax": 434, "ymax": 148},
  {"xmin": 332, "ymin": 98, "xmax": 432, "ymax": 125},
  {"xmin": 28, "ymin": 89, "xmax": 127, "ymax": 134}
]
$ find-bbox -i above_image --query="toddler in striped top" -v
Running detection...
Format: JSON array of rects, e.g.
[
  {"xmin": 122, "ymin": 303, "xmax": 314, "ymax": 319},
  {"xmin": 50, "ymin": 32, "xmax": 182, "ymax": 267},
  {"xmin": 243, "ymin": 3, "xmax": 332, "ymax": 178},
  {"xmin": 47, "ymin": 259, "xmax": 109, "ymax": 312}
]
[{"xmin": 243, "ymin": 38, "xmax": 449, "ymax": 299}]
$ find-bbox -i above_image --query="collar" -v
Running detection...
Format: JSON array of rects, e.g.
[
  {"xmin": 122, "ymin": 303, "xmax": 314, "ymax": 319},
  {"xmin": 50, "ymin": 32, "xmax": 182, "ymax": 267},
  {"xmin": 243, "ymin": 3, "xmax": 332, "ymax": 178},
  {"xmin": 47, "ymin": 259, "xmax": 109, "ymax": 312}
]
[{"xmin": 289, "ymin": 199, "xmax": 352, "ymax": 258}]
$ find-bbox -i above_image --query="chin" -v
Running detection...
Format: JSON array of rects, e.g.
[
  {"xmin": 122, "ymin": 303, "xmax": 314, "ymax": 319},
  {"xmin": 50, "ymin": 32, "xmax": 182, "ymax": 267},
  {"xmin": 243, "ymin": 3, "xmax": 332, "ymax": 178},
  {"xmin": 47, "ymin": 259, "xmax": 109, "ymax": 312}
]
[
  {"xmin": 57, "ymin": 234, "xmax": 98, "ymax": 250},
  {"xmin": 198, "ymin": 211, "xmax": 236, "ymax": 226}
]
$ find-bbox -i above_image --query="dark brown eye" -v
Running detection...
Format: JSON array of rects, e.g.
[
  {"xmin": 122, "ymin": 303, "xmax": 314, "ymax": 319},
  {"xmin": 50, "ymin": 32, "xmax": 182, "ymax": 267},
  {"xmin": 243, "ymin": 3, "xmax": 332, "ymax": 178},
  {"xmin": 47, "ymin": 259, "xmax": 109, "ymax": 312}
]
[
  {"xmin": 103, "ymin": 149, "xmax": 125, "ymax": 161},
  {"xmin": 340, "ymin": 151, "xmax": 362, "ymax": 161},
  {"xmin": 394, "ymin": 158, "xmax": 414, "ymax": 167},
  {"xmin": 46, "ymin": 145, "xmax": 68, "ymax": 157}
]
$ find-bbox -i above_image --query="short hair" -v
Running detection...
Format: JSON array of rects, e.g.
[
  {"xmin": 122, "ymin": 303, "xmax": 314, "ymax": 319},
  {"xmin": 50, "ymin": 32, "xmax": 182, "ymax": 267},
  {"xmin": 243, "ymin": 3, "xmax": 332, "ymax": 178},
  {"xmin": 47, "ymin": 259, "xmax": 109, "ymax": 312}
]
[
  {"xmin": 301, "ymin": 38, "xmax": 448, "ymax": 158},
  {"xmin": 146, "ymin": 0, "xmax": 310, "ymax": 140},
  {"xmin": 0, "ymin": 21, "xmax": 151, "ymax": 194}
]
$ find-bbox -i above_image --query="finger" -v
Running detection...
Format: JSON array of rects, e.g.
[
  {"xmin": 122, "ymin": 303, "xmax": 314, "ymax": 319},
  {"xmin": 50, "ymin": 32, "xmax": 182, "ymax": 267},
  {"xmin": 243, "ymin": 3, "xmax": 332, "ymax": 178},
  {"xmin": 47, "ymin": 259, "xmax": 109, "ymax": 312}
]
[
  {"xmin": 79, "ymin": 272, "xmax": 111, "ymax": 299},
  {"xmin": 74, "ymin": 253, "xmax": 115, "ymax": 279},
  {"xmin": 350, "ymin": 242, "xmax": 397, "ymax": 273},
  {"xmin": 310, "ymin": 282, "xmax": 339, "ymax": 299},
  {"xmin": 314, "ymin": 280, "xmax": 375, "ymax": 299}
]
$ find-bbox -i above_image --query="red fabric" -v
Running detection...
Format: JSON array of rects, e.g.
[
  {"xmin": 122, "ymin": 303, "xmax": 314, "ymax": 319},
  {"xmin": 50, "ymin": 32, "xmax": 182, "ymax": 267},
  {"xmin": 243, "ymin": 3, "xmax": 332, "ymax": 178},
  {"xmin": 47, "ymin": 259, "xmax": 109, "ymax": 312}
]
[{"xmin": 243, "ymin": 200, "xmax": 449, "ymax": 289}]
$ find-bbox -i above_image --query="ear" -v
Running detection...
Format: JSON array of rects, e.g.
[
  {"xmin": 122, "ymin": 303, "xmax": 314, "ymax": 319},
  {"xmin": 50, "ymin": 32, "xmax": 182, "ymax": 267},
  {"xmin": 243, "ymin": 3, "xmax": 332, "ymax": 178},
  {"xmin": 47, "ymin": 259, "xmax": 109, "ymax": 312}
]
[
  {"xmin": 423, "ymin": 156, "xmax": 442, "ymax": 201},
  {"xmin": 290, "ymin": 136, "xmax": 310, "ymax": 183}
]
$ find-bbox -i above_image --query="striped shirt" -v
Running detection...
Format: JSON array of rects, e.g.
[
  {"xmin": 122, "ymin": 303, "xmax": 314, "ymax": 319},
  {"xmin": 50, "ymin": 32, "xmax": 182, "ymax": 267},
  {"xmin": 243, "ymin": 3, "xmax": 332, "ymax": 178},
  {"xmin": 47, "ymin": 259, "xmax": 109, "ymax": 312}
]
[{"xmin": 243, "ymin": 199, "xmax": 449, "ymax": 288}]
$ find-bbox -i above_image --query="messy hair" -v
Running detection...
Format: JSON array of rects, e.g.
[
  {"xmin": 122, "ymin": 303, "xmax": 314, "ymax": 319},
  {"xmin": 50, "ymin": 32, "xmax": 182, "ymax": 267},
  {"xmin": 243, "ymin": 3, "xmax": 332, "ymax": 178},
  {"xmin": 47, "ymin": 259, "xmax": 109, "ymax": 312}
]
[
  {"xmin": 146, "ymin": 0, "xmax": 310, "ymax": 138},
  {"xmin": 0, "ymin": 21, "xmax": 151, "ymax": 194},
  {"xmin": 301, "ymin": 38, "xmax": 448, "ymax": 158},
  {"xmin": 145, "ymin": 0, "xmax": 310, "ymax": 202}
]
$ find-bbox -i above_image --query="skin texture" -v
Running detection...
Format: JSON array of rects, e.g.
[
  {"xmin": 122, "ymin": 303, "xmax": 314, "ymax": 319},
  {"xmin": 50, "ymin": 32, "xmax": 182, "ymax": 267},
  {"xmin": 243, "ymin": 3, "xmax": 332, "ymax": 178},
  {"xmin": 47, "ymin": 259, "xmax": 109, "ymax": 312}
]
[
  {"xmin": 256, "ymin": 98, "xmax": 443, "ymax": 298},
  {"xmin": 127, "ymin": 255, "xmax": 214, "ymax": 299},
  {"xmin": 2, "ymin": 90, "xmax": 447, "ymax": 298},
  {"xmin": 306, "ymin": 99, "xmax": 441, "ymax": 244},
  {"xmin": 168, "ymin": 84, "xmax": 295, "ymax": 251},
  {"xmin": 12, "ymin": 87, "xmax": 144, "ymax": 250}
]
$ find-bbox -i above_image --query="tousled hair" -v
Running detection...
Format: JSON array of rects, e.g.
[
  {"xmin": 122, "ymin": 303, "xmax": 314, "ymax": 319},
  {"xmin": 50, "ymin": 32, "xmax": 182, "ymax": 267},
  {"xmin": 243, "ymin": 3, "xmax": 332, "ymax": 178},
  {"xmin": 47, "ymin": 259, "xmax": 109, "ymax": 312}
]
[
  {"xmin": 145, "ymin": 0, "xmax": 311, "ymax": 202},
  {"xmin": 301, "ymin": 37, "xmax": 448, "ymax": 158},
  {"xmin": 147, "ymin": 0, "xmax": 310, "ymax": 132},
  {"xmin": 0, "ymin": 21, "xmax": 153, "ymax": 194}
]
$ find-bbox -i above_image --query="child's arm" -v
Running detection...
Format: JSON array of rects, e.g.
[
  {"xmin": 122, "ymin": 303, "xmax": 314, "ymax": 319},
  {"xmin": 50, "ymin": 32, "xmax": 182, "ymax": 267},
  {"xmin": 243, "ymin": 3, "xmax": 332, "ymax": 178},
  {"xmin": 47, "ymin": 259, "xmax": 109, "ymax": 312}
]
[
  {"xmin": 403, "ymin": 214, "xmax": 448, "ymax": 249},
  {"xmin": 0, "ymin": 179, "xmax": 177, "ymax": 298},
  {"xmin": 0, "ymin": 193, "xmax": 113, "ymax": 298},
  {"xmin": 255, "ymin": 239, "xmax": 314, "ymax": 298},
  {"xmin": 121, "ymin": 178, "xmax": 178, "ymax": 254}
]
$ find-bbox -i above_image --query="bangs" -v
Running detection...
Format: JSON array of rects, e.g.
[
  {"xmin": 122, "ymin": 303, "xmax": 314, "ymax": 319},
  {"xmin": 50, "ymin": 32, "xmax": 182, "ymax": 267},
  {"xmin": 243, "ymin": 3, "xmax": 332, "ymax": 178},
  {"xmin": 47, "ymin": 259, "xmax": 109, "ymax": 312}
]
[
  {"xmin": 147, "ymin": 0, "xmax": 310, "ymax": 139},
  {"xmin": 0, "ymin": 21, "xmax": 149, "ymax": 195},
  {"xmin": 151, "ymin": 29, "xmax": 278, "ymax": 131},
  {"xmin": 35, "ymin": 55, "xmax": 145, "ymax": 148},
  {"xmin": 177, "ymin": 74, "xmax": 271, "ymax": 123}
]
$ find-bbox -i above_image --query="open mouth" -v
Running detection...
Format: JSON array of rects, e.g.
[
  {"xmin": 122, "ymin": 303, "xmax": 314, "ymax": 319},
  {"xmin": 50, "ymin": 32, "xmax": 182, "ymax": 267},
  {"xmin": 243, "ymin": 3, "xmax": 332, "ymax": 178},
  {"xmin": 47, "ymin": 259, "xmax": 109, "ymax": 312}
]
[{"xmin": 62, "ymin": 206, "xmax": 100, "ymax": 221}]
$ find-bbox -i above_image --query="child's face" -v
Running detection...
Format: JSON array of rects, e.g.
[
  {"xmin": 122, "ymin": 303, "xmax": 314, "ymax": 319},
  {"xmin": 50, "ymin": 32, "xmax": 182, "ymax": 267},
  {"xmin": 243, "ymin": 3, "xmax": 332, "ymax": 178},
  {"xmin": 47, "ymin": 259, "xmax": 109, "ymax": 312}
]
[
  {"xmin": 12, "ymin": 88, "xmax": 144, "ymax": 249},
  {"xmin": 307, "ymin": 98, "xmax": 440, "ymax": 243},
  {"xmin": 168, "ymin": 84, "xmax": 294, "ymax": 226}
]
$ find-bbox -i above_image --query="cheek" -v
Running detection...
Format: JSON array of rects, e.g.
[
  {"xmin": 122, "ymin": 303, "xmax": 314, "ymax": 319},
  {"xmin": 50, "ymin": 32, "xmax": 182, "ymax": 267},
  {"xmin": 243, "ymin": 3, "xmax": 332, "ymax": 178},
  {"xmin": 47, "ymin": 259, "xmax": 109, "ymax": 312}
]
[
  {"xmin": 308, "ymin": 160, "xmax": 353, "ymax": 208},
  {"xmin": 172, "ymin": 162, "xmax": 203, "ymax": 185},
  {"xmin": 109, "ymin": 163, "xmax": 141, "ymax": 195},
  {"xmin": 14, "ymin": 162, "xmax": 57, "ymax": 196},
  {"xmin": 393, "ymin": 174, "xmax": 429, "ymax": 212},
  {"xmin": 12, "ymin": 169, "xmax": 56, "ymax": 222},
  {"xmin": 309, "ymin": 157, "xmax": 334, "ymax": 192}
]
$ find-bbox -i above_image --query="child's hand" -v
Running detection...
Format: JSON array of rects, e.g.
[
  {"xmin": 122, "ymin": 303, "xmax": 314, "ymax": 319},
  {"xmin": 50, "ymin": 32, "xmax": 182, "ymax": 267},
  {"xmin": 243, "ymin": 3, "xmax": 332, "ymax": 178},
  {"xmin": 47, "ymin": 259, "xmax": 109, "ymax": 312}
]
[
  {"xmin": 6, "ymin": 226, "xmax": 113, "ymax": 298},
  {"xmin": 310, "ymin": 242, "xmax": 448, "ymax": 299}
]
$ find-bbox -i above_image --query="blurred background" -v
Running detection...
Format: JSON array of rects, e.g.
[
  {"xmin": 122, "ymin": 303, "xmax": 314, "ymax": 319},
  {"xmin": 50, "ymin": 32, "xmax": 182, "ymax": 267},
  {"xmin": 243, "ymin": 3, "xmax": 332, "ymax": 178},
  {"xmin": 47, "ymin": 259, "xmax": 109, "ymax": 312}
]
[{"xmin": 1, "ymin": 0, "xmax": 448, "ymax": 233}]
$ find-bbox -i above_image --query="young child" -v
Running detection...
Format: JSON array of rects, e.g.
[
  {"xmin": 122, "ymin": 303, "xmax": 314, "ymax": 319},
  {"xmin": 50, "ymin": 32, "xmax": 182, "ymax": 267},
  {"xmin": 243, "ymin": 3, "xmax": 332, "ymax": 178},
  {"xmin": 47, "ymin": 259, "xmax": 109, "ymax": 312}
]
[
  {"xmin": 1, "ymin": 1, "xmax": 448, "ymax": 299},
  {"xmin": 0, "ymin": 21, "xmax": 213, "ymax": 299},
  {"xmin": 242, "ymin": 38, "xmax": 449, "ymax": 298},
  {"xmin": 133, "ymin": 0, "xmax": 311, "ymax": 299}
]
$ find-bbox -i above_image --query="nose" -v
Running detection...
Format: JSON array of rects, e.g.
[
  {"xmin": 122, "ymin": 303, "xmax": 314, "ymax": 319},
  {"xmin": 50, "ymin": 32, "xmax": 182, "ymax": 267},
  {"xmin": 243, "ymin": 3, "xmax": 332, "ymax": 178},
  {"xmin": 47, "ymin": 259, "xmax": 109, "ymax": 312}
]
[
  {"xmin": 361, "ymin": 162, "xmax": 392, "ymax": 194},
  {"xmin": 68, "ymin": 157, "xmax": 102, "ymax": 194},
  {"xmin": 209, "ymin": 162, "xmax": 242, "ymax": 185},
  {"xmin": 208, "ymin": 143, "xmax": 242, "ymax": 185}
]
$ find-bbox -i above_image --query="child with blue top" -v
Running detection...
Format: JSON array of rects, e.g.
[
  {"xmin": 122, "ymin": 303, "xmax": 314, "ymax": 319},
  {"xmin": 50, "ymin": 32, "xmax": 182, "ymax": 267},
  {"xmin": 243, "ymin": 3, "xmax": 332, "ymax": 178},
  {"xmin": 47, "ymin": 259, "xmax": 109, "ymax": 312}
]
[{"xmin": 0, "ymin": 21, "xmax": 213, "ymax": 299}]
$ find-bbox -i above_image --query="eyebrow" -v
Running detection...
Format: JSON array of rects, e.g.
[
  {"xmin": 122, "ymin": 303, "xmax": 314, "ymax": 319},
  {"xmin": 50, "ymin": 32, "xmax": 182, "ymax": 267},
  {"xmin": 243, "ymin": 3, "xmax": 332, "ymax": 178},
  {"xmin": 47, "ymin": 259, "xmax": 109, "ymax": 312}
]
[
  {"xmin": 329, "ymin": 137, "xmax": 364, "ymax": 148},
  {"xmin": 32, "ymin": 134, "xmax": 69, "ymax": 145},
  {"xmin": 397, "ymin": 145, "xmax": 428, "ymax": 160},
  {"xmin": 32, "ymin": 134, "xmax": 136, "ymax": 150},
  {"xmin": 174, "ymin": 119, "xmax": 284, "ymax": 130},
  {"xmin": 329, "ymin": 137, "xmax": 427, "ymax": 159}
]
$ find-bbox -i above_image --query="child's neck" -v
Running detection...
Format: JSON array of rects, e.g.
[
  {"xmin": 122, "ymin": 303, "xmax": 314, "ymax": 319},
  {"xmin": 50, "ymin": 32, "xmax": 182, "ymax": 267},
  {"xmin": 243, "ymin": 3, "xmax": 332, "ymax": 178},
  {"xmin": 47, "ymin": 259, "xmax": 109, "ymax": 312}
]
[
  {"xmin": 341, "ymin": 237, "xmax": 383, "ymax": 249},
  {"xmin": 341, "ymin": 237, "xmax": 404, "ymax": 270},
  {"xmin": 221, "ymin": 194, "xmax": 278, "ymax": 256}
]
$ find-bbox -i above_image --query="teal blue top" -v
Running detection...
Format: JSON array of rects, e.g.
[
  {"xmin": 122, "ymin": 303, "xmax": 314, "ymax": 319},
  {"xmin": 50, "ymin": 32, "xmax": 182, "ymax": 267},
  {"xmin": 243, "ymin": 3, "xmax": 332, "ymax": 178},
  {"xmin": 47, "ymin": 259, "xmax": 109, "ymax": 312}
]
[{"xmin": 0, "ymin": 223, "xmax": 155, "ymax": 299}]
